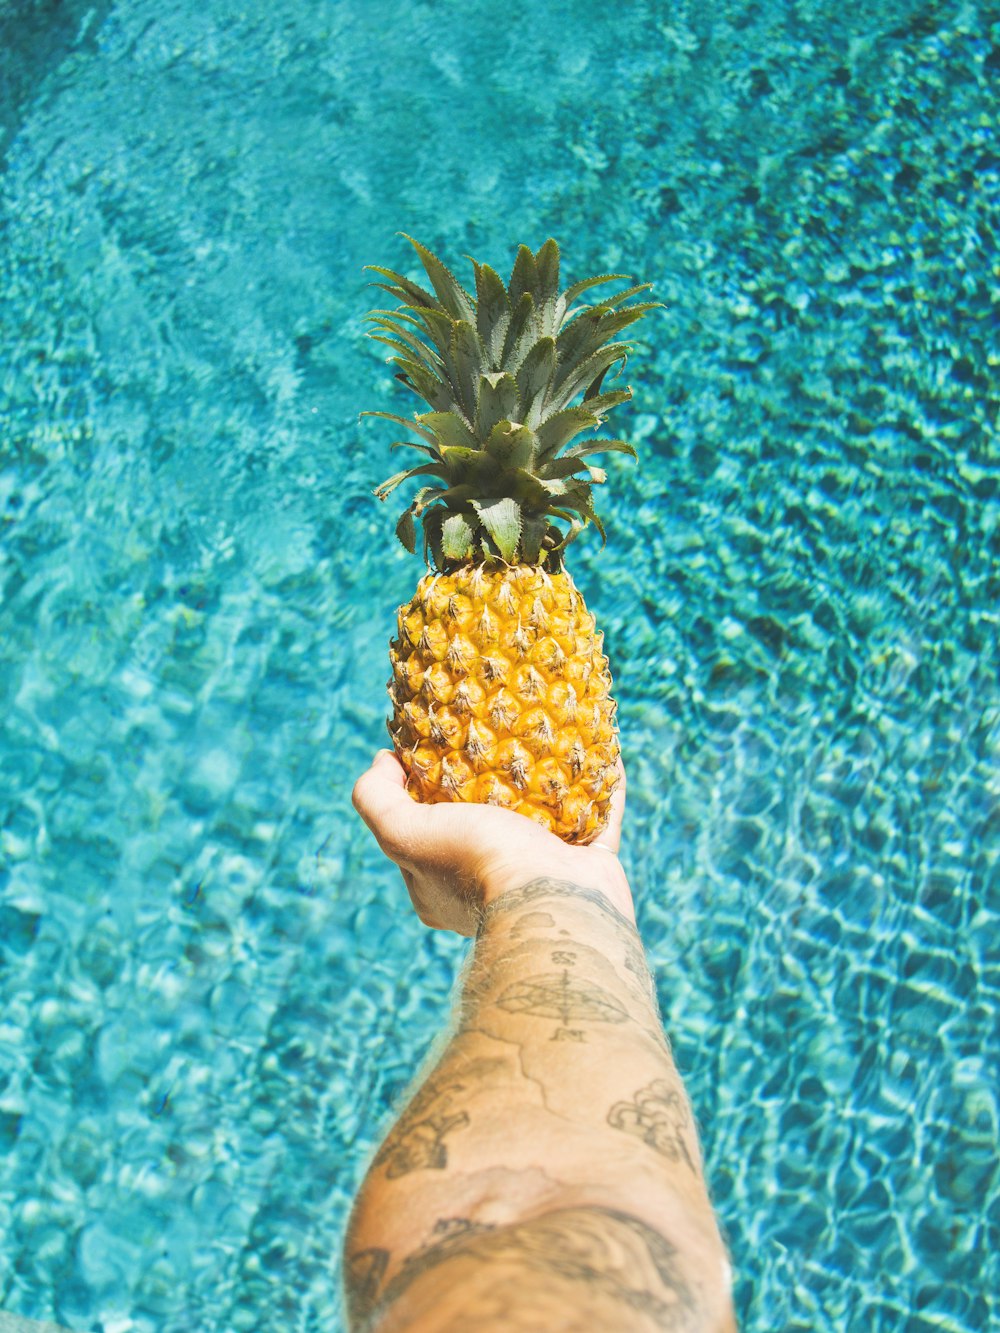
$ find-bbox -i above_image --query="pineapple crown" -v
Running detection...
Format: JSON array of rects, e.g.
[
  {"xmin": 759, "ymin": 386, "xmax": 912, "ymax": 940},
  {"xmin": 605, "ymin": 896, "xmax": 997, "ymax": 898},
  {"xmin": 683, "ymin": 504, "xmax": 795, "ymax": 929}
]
[{"xmin": 364, "ymin": 235, "xmax": 659, "ymax": 569}]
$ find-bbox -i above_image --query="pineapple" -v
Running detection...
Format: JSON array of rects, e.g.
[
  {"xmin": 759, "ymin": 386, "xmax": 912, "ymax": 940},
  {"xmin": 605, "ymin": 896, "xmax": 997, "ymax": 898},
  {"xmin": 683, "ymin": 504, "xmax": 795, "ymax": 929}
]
[{"xmin": 366, "ymin": 236, "xmax": 657, "ymax": 844}]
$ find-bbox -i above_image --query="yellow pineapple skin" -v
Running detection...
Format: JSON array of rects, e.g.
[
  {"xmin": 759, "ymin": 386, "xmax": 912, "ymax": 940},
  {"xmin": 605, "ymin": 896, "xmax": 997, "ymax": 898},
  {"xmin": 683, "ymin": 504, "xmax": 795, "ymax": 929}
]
[{"xmin": 387, "ymin": 564, "xmax": 620, "ymax": 844}]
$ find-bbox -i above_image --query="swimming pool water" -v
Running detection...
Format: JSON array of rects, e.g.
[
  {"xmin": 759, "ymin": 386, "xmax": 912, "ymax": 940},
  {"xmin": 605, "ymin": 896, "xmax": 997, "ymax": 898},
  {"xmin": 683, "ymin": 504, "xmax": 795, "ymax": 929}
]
[{"xmin": 0, "ymin": 1, "xmax": 997, "ymax": 1329}]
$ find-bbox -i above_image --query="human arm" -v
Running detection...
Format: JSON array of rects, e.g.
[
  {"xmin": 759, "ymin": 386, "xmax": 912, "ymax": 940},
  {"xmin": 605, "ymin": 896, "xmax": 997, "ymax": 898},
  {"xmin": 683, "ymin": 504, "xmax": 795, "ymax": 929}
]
[{"xmin": 345, "ymin": 750, "xmax": 736, "ymax": 1332}]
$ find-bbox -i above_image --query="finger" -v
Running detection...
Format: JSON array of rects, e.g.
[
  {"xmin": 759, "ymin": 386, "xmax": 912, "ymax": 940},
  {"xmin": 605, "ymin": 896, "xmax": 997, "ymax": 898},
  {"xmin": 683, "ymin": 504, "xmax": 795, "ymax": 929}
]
[
  {"xmin": 369, "ymin": 747, "xmax": 406, "ymax": 788},
  {"xmin": 354, "ymin": 751, "xmax": 480, "ymax": 875},
  {"xmin": 598, "ymin": 753, "xmax": 627, "ymax": 853},
  {"xmin": 352, "ymin": 749, "xmax": 417, "ymax": 854}
]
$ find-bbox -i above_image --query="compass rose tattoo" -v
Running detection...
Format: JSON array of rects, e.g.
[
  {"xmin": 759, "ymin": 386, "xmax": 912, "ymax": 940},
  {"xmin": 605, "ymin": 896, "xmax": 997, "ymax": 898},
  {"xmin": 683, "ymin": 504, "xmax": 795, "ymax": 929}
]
[{"xmin": 496, "ymin": 969, "xmax": 629, "ymax": 1042}]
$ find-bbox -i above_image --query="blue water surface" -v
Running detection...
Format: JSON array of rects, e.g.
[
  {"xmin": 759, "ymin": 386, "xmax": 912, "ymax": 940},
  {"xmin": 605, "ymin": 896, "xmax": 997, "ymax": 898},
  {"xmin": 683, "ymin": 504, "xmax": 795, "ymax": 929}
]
[{"xmin": 1, "ymin": 1, "xmax": 997, "ymax": 1330}]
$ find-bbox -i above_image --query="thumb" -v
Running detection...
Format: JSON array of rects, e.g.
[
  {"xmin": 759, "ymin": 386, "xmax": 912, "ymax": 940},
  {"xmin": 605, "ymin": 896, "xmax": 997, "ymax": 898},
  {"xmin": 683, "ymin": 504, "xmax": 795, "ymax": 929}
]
[{"xmin": 352, "ymin": 749, "xmax": 419, "ymax": 859}]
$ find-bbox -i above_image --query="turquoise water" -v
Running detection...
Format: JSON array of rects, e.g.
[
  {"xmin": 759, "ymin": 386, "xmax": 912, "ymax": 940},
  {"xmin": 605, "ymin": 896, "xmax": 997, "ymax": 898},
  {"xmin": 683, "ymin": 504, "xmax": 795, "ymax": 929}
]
[{"xmin": 1, "ymin": 0, "xmax": 997, "ymax": 1328}]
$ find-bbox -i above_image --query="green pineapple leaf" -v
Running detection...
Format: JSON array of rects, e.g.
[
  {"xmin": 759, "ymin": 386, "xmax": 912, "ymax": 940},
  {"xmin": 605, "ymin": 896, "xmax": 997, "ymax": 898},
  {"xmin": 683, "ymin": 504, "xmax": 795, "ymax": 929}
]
[
  {"xmin": 436, "ymin": 444, "xmax": 480, "ymax": 468},
  {"xmin": 411, "ymin": 484, "xmax": 450, "ymax": 514},
  {"xmin": 441, "ymin": 511, "xmax": 476, "ymax": 561},
  {"xmin": 422, "ymin": 506, "xmax": 447, "ymax": 568},
  {"xmin": 472, "ymin": 495, "xmax": 522, "ymax": 561},
  {"xmin": 593, "ymin": 282, "xmax": 655, "ymax": 311},
  {"xmin": 406, "ymin": 304, "xmax": 456, "ymax": 363},
  {"xmin": 368, "ymin": 316, "xmax": 442, "ymax": 368},
  {"xmin": 537, "ymin": 454, "xmax": 593, "ymax": 481},
  {"xmin": 366, "ymin": 237, "xmax": 658, "ymax": 568},
  {"xmin": 436, "ymin": 480, "xmax": 480, "ymax": 506},
  {"xmin": 395, "ymin": 507, "xmax": 417, "ymax": 553},
  {"xmin": 564, "ymin": 437, "xmax": 638, "ymax": 461},
  {"xmin": 476, "ymin": 372, "xmax": 522, "ymax": 437},
  {"xmin": 582, "ymin": 359, "xmax": 623, "ymax": 400},
  {"xmin": 389, "ymin": 440, "xmax": 442, "ymax": 460},
  {"xmin": 509, "ymin": 244, "xmax": 539, "ymax": 307},
  {"xmin": 402, "ymin": 235, "xmax": 476, "ymax": 322},
  {"xmin": 473, "ymin": 262, "xmax": 512, "ymax": 363},
  {"xmin": 418, "ymin": 411, "xmax": 479, "ymax": 450},
  {"xmin": 516, "ymin": 336, "xmax": 557, "ymax": 426},
  {"xmin": 534, "ymin": 239, "xmax": 562, "ymax": 338},
  {"xmin": 548, "ymin": 343, "xmax": 631, "ymax": 413},
  {"xmin": 520, "ymin": 513, "xmax": 550, "ymax": 565},
  {"xmin": 360, "ymin": 410, "xmax": 439, "ymax": 445},
  {"xmin": 366, "ymin": 266, "xmax": 438, "ymax": 309},
  {"xmin": 450, "ymin": 320, "xmax": 486, "ymax": 421},
  {"xmin": 393, "ymin": 359, "xmax": 455, "ymax": 413},
  {"xmin": 499, "ymin": 291, "xmax": 536, "ymax": 373},
  {"xmin": 437, "ymin": 448, "xmax": 501, "ymax": 494},
  {"xmin": 535, "ymin": 239, "xmax": 560, "ymax": 305},
  {"xmin": 551, "ymin": 489, "xmax": 607, "ymax": 547},
  {"xmin": 577, "ymin": 386, "xmax": 633, "ymax": 417},
  {"xmin": 374, "ymin": 461, "xmax": 446, "ymax": 500},
  {"xmin": 507, "ymin": 467, "xmax": 552, "ymax": 509},
  {"xmin": 554, "ymin": 304, "xmax": 656, "ymax": 381},
  {"xmin": 537, "ymin": 475, "xmax": 587, "ymax": 498},
  {"xmin": 534, "ymin": 405, "xmax": 601, "ymax": 460},
  {"xmin": 562, "ymin": 271, "xmax": 631, "ymax": 305},
  {"xmin": 483, "ymin": 422, "xmax": 536, "ymax": 473},
  {"xmin": 547, "ymin": 508, "xmax": 587, "ymax": 553},
  {"xmin": 368, "ymin": 331, "xmax": 428, "ymax": 364}
]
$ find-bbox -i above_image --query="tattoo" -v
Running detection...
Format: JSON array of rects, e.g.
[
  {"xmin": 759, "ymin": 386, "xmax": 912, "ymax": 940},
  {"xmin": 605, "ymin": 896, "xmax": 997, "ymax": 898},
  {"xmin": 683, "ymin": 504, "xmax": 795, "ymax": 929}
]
[
  {"xmin": 510, "ymin": 910, "xmax": 556, "ymax": 935},
  {"xmin": 608, "ymin": 1079, "xmax": 699, "ymax": 1176},
  {"xmin": 551, "ymin": 950, "xmax": 577, "ymax": 965},
  {"xmin": 353, "ymin": 1205, "xmax": 696, "ymax": 1331},
  {"xmin": 429, "ymin": 1215, "xmax": 497, "ymax": 1243},
  {"xmin": 375, "ymin": 1108, "xmax": 469, "ymax": 1178},
  {"xmin": 373, "ymin": 1064, "xmax": 501, "ymax": 1178},
  {"xmin": 344, "ymin": 1247, "xmax": 388, "ymax": 1324},
  {"xmin": 345, "ymin": 1218, "xmax": 496, "ymax": 1328},
  {"xmin": 496, "ymin": 969, "xmax": 628, "ymax": 1041},
  {"xmin": 479, "ymin": 877, "xmax": 638, "ymax": 940},
  {"xmin": 624, "ymin": 940, "xmax": 643, "ymax": 973},
  {"xmin": 396, "ymin": 1214, "xmax": 497, "ymax": 1281}
]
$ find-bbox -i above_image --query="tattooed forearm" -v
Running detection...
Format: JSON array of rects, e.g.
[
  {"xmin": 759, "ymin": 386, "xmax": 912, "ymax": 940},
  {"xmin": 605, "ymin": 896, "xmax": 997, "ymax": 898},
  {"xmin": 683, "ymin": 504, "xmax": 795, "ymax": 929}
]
[
  {"xmin": 351, "ymin": 1206, "xmax": 698, "ymax": 1333},
  {"xmin": 345, "ymin": 878, "xmax": 734, "ymax": 1331}
]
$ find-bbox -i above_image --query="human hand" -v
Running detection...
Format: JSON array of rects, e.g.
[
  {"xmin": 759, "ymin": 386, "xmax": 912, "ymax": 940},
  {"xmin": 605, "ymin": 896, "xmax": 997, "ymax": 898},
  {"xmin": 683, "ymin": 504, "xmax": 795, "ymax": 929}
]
[{"xmin": 352, "ymin": 749, "xmax": 632, "ymax": 937}]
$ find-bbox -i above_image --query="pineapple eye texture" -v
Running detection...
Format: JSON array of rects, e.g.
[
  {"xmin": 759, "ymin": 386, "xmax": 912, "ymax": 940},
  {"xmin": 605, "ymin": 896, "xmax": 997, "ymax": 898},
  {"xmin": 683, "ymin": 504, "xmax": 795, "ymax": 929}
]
[{"xmin": 390, "ymin": 566, "xmax": 620, "ymax": 842}]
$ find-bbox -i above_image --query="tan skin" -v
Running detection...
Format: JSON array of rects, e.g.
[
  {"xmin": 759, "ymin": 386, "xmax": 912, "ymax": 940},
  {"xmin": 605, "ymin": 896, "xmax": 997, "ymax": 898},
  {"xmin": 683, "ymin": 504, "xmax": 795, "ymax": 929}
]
[{"xmin": 346, "ymin": 749, "xmax": 737, "ymax": 1332}]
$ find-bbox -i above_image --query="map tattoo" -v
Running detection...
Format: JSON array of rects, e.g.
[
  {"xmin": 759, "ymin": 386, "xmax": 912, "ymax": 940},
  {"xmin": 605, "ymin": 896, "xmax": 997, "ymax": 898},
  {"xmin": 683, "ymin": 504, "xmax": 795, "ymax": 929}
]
[{"xmin": 372, "ymin": 1062, "xmax": 501, "ymax": 1178}]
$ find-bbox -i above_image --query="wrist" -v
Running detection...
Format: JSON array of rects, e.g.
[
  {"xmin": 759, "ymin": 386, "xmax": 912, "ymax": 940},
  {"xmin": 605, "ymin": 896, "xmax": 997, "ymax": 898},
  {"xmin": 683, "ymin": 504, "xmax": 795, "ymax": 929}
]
[{"xmin": 477, "ymin": 852, "xmax": 636, "ymax": 931}]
